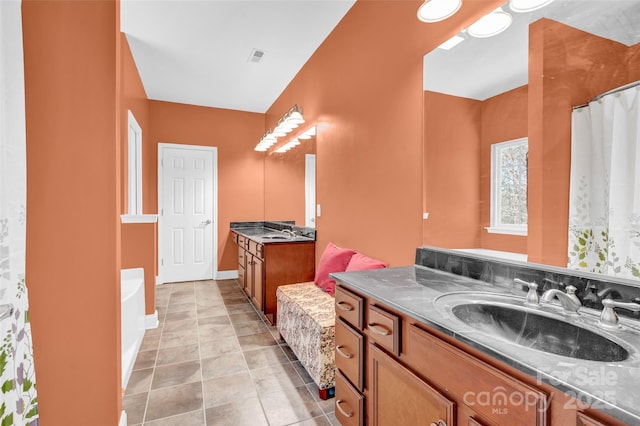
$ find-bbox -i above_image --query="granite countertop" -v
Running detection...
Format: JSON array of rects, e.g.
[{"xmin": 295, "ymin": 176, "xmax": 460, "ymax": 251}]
[
  {"xmin": 231, "ymin": 221, "xmax": 315, "ymax": 244},
  {"xmin": 331, "ymin": 265, "xmax": 640, "ymax": 424}
]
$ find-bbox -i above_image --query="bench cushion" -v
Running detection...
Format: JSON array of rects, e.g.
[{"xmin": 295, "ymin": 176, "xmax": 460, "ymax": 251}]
[{"xmin": 276, "ymin": 282, "xmax": 336, "ymax": 390}]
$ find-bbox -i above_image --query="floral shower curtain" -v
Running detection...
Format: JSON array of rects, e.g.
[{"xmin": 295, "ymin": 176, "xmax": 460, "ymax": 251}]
[
  {"xmin": 568, "ymin": 83, "xmax": 640, "ymax": 279},
  {"xmin": 0, "ymin": 0, "xmax": 39, "ymax": 424}
]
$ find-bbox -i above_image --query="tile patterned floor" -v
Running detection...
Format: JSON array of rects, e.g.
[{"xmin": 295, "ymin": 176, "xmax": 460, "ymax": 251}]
[{"xmin": 124, "ymin": 279, "xmax": 340, "ymax": 426}]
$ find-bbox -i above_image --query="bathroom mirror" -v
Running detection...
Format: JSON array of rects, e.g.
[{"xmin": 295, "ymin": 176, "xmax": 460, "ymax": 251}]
[
  {"xmin": 263, "ymin": 132, "xmax": 316, "ymax": 228},
  {"xmin": 422, "ymin": 1, "xmax": 640, "ymax": 268}
]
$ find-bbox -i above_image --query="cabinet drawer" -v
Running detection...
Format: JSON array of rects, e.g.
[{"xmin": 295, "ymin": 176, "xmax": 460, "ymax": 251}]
[
  {"xmin": 407, "ymin": 324, "xmax": 548, "ymax": 426},
  {"xmin": 576, "ymin": 412, "xmax": 610, "ymax": 426},
  {"xmin": 367, "ymin": 304, "xmax": 400, "ymax": 356},
  {"xmin": 335, "ymin": 286, "xmax": 364, "ymax": 329},
  {"xmin": 335, "ymin": 369, "xmax": 364, "ymax": 426},
  {"xmin": 237, "ymin": 235, "xmax": 246, "ymax": 247},
  {"xmin": 248, "ymin": 240, "xmax": 263, "ymax": 258},
  {"xmin": 238, "ymin": 247, "xmax": 246, "ymax": 265},
  {"xmin": 336, "ymin": 318, "xmax": 365, "ymax": 391}
]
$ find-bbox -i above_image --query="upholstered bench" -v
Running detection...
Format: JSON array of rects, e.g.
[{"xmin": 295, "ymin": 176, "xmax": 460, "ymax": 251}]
[
  {"xmin": 276, "ymin": 281, "xmax": 337, "ymax": 399},
  {"xmin": 276, "ymin": 243, "xmax": 388, "ymax": 400}
]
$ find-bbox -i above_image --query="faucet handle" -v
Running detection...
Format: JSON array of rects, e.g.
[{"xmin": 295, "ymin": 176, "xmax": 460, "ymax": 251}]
[
  {"xmin": 515, "ymin": 278, "xmax": 539, "ymax": 306},
  {"xmin": 599, "ymin": 299, "xmax": 640, "ymax": 328}
]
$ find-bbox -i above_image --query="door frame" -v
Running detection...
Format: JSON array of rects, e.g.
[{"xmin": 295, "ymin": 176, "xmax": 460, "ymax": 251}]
[
  {"xmin": 157, "ymin": 143, "xmax": 218, "ymax": 284},
  {"xmin": 305, "ymin": 153, "xmax": 316, "ymax": 228}
]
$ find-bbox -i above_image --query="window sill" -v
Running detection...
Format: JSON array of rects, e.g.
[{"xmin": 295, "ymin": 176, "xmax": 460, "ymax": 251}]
[
  {"xmin": 121, "ymin": 214, "xmax": 158, "ymax": 224},
  {"xmin": 485, "ymin": 226, "xmax": 527, "ymax": 236}
]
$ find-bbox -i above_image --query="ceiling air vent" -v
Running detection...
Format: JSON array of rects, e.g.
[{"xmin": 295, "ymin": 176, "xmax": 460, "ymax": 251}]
[{"xmin": 248, "ymin": 49, "xmax": 265, "ymax": 63}]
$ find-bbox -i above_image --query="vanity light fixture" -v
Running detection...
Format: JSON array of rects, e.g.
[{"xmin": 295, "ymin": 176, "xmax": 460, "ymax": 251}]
[
  {"xmin": 296, "ymin": 126, "xmax": 316, "ymax": 140},
  {"xmin": 254, "ymin": 104, "xmax": 305, "ymax": 151},
  {"xmin": 467, "ymin": 7, "xmax": 512, "ymax": 38},
  {"xmin": 417, "ymin": 0, "xmax": 462, "ymax": 23},
  {"xmin": 509, "ymin": 0, "xmax": 554, "ymax": 13},
  {"xmin": 275, "ymin": 138, "xmax": 301, "ymax": 153},
  {"xmin": 437, "ymin": 33, "xmax": 466, "ymax": 50},
  {"xmin": 255, "ymin": 131, "xmax": 277, "ymax": 152}
]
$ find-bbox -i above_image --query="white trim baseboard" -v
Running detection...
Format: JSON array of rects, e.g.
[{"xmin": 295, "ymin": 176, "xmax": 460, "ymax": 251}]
[
  {"xmin": 216, "ymin": 270, "xmax": 239, "ymax": 280},
  {"xmin": 145, "ymin": 310, "xmax": 159, "ymax": 329}
]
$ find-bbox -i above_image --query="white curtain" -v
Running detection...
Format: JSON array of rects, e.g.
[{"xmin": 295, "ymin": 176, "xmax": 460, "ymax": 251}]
[
  {"xmin": 0, "ymin": 1, "xmax": 39, "ymax": 424},
  {"xmin": 569, "ymin": 83, "xmax": 640, "ymax": 279}
]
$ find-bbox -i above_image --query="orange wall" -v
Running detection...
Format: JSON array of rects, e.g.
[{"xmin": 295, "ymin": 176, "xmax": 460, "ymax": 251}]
[
  {"xmin": 121, "ymin": 33, "xmax": 149, "ymax": 214},
  {"xmin": 528, "ymin": 19, "xmax": 636, "ymax": 266},
  {"xmin": 264, "ymin": 138, "xmax": 316, "ymax": 225},
  {"xmin": 479, "ymin": 85, "xmax": 528, "ymax": 253},
  {"xmin": 121, "ymin": 223, "xmax": 157, "ymax": 314},
  {"xmin": 266, "ymin": 0, "xmax": 504, "ymax": 266},
  {"xmin": 23, "ymin": 1, "xmax": 122, "ymax": 424},
  {"xmin": 423, "ymin": 91, "xmax": 481, "ymax": 248},
  {"xmin": 120, "ymin": 33, "xmax": 157, "ymax": 315},
  {"xmin": 423, "ymin": 86, "xmax": 528, "ymax": 254},
  {"xmin": 147, "ymin": 101, "xmax": 265, "ymax": 271}
]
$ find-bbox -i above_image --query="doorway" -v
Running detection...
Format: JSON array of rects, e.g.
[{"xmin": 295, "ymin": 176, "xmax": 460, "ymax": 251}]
[
  {"xmin": 305, "ymin": 153, "xmax": 316, "ymax": 228},
  {"xmin": 158, "ymin": 143, "xmax": 218, "ymax": 283}
]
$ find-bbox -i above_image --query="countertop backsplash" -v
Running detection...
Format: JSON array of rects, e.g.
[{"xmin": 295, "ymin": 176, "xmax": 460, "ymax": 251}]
[{"xmin": 417, "ymin": 245, "xmax": 640, "ymax": 318}]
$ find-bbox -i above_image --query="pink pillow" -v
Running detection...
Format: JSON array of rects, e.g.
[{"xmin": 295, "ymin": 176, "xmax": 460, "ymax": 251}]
[
  {"xmin": 315, "ymin": 242, "xmax": 356, "ymax": 295},
  {"xmin": 346, "ymin": 252, "xmax": 387, "ymax": 272}
]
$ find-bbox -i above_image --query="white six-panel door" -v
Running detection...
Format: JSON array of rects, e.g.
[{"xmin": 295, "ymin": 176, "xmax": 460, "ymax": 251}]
[{"xmin": 158, "ymin": 143, "xmax": 217, "ymax": 283}]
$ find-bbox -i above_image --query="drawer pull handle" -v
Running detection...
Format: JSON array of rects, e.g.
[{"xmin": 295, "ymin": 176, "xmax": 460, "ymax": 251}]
[
  {"xmin": 336, "ymin": 301, "xmax": 354, "ymax": 311},
  {"xmin": 367, "ymin": 322, "xmax": 390, "ymax": 336},
  {"xmin": 430, "ymin": 421, "xmax": 447, "ymax": 426},
  {"xmin": 336, "ymin": 345, "xmax": 353, "ymax": 359},
  {"xmin": 336, "ymin": 399, "xmax": 353, "ymax": 418}
]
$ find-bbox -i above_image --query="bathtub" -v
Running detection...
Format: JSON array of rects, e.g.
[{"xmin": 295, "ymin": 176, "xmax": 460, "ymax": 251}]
[{"xmin": 121, "ymin": 268, "xmax": 146, "ymax": 389}]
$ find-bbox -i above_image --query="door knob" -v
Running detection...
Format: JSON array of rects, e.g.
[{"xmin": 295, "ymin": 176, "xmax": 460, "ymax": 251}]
[{"xmin": 201, "ymin": 219, "xmax": 212, "ymax": 226}]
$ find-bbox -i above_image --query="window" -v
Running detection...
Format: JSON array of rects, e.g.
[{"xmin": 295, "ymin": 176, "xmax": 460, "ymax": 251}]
[
  {"xmin": 488, "ymin": 138, "xmax": 528, "ymax": 235},
  {"xmin": 127, "ymin": 110, "xmax": 143, "ymax": 215}
]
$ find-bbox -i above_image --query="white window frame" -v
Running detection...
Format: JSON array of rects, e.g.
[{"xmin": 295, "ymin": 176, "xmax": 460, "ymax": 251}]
[
  {"xmin": 487, "ymin": 137, "xmax": 528, "ymax": 236},
  {"xmin": 127, "ymin": 110, "xmax": 143, "ymax": 215}
]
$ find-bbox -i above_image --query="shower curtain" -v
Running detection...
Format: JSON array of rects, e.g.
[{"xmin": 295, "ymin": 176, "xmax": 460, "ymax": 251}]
[
  {"xmin": 0, "ymin": 1, "xmax": 39, "ymax": 424},
  {"xmin": 568, "ymin": 83, "xmax": 640, "ymax": 279}
]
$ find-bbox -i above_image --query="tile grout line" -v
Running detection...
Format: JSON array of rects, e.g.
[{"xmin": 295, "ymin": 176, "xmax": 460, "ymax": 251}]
[
  {"xmin": 194, "ymin": 280, "xmax": 208, "ymax": 426},
  {"xmin": 236, "ymin": 281, "xmax": 274, "ymax": 425},
  {"xmin": 139, "ymin": 282, "xmax": 171, "ymax": 425}
]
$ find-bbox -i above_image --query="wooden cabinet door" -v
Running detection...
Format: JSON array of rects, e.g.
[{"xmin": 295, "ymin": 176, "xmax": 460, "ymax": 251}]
[
  {"xmin": 369, "ymin": 343, "xmax": 455, "ymax": 426},
  {"xmin": 252, "ymin": 257, "xmax": 264, "ymax": 311},
  {"xmin": 245, "ymin": 253, "xmax": 252, "ymax": 295}
]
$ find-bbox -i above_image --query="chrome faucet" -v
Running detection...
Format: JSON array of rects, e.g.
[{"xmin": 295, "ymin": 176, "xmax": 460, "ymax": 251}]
[
  {"xmin": 541, "ymin": 285, "xmax": 582, "ymax": 314},
  {"xmin": 599, "ymin": 299, "xmax": 640, "ymax": 328},
  {"xmin": 514, "ymin": 278, "xmax": 539, "ymax": 306},
  {"xmin": 280, "ymin": 229, "xmax": 296, "ymax": 238}
]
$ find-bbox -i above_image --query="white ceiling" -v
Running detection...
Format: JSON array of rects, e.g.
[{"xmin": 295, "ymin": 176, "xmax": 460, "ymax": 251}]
[
  {"xmin": 424, "ymin": 0, "xmax": 640, "ymax": 100},
  {"xmin": 120, "ymin": 0, "xmax": 355, "ymax": 113}
]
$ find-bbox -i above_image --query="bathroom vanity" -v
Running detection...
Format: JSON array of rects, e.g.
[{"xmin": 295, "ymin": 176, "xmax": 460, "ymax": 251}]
[
  {"xmin": 331, "ymin": 247, "xmax": 640, "ymax": 426},
  {"xmin": 231, "ymin": 221, "xmax": 315, "ymax": 324}
]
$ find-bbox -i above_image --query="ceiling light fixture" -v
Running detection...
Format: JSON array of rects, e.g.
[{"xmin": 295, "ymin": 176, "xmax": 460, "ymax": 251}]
[
  {"xmin": 417, "ymin": 0, "xmax": 462, "ymax": 23},
  {"xmin": 509, "ymin": 0, "xmax": 554, "ymax": 13},
  {"xmin": 254, "ymin": 105, "xmax": 305, "ymax": 152},
  {"xmin": 467, "ymin": 7, "xmax": 512, "ymax": 38}
]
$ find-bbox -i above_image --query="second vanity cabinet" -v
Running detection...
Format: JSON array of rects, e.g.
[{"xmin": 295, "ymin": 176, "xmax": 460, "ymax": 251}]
[
  {"xmin": 233, "ymin": 231, "xmax": 314, "ymax": 324},
  {"xmin": 333, "ymin": 284, "xmax": 625, "ymax": 426}
]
